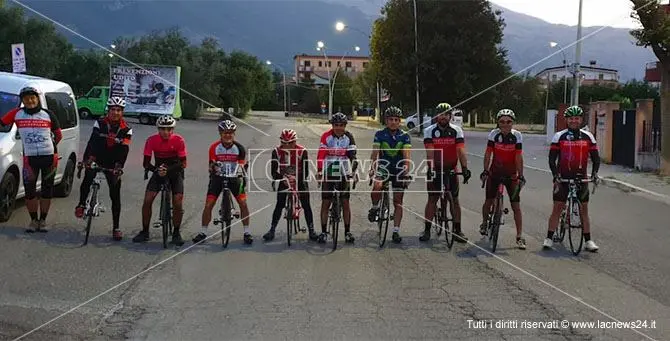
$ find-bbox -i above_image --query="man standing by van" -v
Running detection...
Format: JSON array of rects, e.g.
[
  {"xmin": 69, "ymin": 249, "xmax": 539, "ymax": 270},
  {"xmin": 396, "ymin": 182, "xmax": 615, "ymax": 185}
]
[{"xmin": 0, "ymin": 87, "xmax": 62, "ymax": 232}]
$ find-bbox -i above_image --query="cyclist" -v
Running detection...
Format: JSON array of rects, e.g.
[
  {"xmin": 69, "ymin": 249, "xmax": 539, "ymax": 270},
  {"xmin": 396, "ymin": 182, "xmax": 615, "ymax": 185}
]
[
  {"xmin": 421, "ymin": 102, "xmax": 471, "ymax": 242},
  {"xmin": 544, "ymin": 105, "xmax": 600, "ymax": 252},
  {"xmin": 193, "ymin": 120, "xmax": 253, "ymax": 245},
  {"xmin": 479, "ymin": 109, "xmax": 526, "ymax": 249},
  {"xmin": 132, "ymin": 115, "xmax": 187, "ymax": 246},
  {"xmin": 0, "ymin": 86, "xmax": 61, "ymax": 232},
  {"xmin": 367, "ymin": 106, "xmax": 411, "ymax": 244},
  {"xmin": 263, "ymin": 129, "xmax": 318, "ymax": 242},
  {"xmin": 75, "ymin": 97, "xmax": 132, "ymax": 241},
  {"xmin": 316, "ymin": 112, "xmax": 358, "ymax": 244}
]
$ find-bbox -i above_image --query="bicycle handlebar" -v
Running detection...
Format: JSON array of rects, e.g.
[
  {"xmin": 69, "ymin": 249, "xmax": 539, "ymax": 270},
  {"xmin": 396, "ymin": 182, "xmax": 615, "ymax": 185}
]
[{"xmin": 77, "ymin": 161, "xmax": 122, "ymax": 179}]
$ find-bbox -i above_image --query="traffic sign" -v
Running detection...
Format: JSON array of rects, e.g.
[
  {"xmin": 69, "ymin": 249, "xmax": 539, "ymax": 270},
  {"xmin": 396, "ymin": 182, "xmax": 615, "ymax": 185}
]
[{"xmin": 11, "ymin": 43, "xmax": 26, "ymax": 73}]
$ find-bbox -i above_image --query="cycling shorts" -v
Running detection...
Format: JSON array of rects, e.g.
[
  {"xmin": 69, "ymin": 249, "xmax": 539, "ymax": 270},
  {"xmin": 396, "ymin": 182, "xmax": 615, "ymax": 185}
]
[
  {"xmin": 426, "ymin": 170, "xmax": 458, "ymax": 198},
  {"xmin": 146, "ymin": 171, "xmax": 184, "ymax": 195},
  {"xmin": 553, "ymin": 182, "xmax": 589, "ymax": 203},
  {"xmin": 373, "ymin": 167, "xmax": 406, "ymax": 191},
  {"xmin": 207, "ymin": 175, "xmax": 247, "ymax": 201},
  {"xmin": 23, "ymin": 155, "xmax": 58, "ymax": 200},
  {"xmin": 321, "ymin": 175, "xmax": 350, "ymax": 200},
  {"xmin": 486, "ymin": 174, "xmax": 521, "ymax": 203}
]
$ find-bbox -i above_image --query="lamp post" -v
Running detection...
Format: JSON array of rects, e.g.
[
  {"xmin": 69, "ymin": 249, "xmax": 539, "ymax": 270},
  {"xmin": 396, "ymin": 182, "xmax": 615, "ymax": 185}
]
[
  {"xmin": 413, "ymin": 0, "xmax": 420, "ymax": 118},
  {"xmin": 571, "ymin": 0, "xmax": 584, "ymax": 106},
  {"xmin": 335, "ymin": 21, "xmax": 381, "ymax": 121},
  {"xmin": 549, "ymin": 41, "xmax": 568, "ymax": 105},
  {"xmin": 265, "ymin": 60, "xmax": 287, "ymax": 115},
  {"xmin": 316, "ymin": 41, "xmax": 360, "ymax": 120}
]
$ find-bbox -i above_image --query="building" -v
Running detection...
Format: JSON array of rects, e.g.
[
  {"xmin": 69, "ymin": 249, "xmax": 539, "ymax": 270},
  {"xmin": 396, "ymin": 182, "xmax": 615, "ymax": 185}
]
[
  {"xmin": 535, "ymin": 60, "xmax": 620, "ymax": 88},
  {"xmin": 644, "ymin": 61, "xmax": 661, "ymax": 87},
  {"xmin": 293, "ymin": 53, "xmax": 370, "ymax": 86}
]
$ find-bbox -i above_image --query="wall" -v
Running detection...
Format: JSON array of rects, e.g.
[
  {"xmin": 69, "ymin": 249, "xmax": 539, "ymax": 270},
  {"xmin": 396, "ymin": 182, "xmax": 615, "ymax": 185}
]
[{"xmin": 588, "ymin": 101, "xmax": 620, "ymax": 163}]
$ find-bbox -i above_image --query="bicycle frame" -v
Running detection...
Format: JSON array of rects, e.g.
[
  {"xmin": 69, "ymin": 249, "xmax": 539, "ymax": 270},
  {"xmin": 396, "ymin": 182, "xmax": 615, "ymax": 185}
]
[
  {"xmin": 144, "ymin": 168, "xmax": 173, "ymax": 249},
  {"xmin": 78, "ymin": 162, "xmax": 118, "ymax": 246},
  {"xmin": 558, "ymin": 177, "xmax": 595, "ymax": 255},
  {"xmin": 482, "ymin": 176, "xmax": 513, "ymax": 253},
  {"xmin": 320, "ymin": 174, "xmax": 356, "ymax": 250},
  {"xmin": 212, "ymin": 170, "xmax": 242, "ymax": 248},
  {"xmin": 432, "ymin": 170, "xmax": 461, "ymax": 247}
]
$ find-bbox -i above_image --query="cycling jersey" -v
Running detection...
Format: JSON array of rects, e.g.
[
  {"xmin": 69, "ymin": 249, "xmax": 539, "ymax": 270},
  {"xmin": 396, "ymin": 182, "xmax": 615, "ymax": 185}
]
[
  {"xmin": 373, "ymin": 127, "xmax": 411, "ymax": 173},
  {"xmin": 550, "ymin": 128, "xmax": 598, "ymax": 177},
  {"xmin": 423, "ymin": 123, "xmax": 464, "ymax": 170},
  {"xmin": 271, "ymin": 144, "xmax": 308, "ymax": 181},
  {"xmin": 316, "ymin": 129, "xmax": 357, "ymax": 175},
  {"xmin": 144, "ymin": 134, "xmax": 187, "ymax": 168},
  {"xmin": 83, "ymin": 117, "xmax": 132, "ymax": 168},
  {"xmin": 486, "ymin": 128, "xmax": 522, "ymax": 176},
  {"xmin": 208, "ymin": 140, "xmax": 246, "ymax": 176},
  {"xmin": 1, "ymin": 107, "xmax": 62, "ymax": 156}
]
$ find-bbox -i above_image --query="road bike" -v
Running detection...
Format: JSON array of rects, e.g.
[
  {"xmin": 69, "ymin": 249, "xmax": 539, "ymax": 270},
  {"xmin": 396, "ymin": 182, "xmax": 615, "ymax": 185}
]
[
  {"xmin": 212, "ymin": 162, "xmax": 243, "ymax": 248},
  {"xmin": 77, "ymin": 161, "xmax": 120, "ymax": 246},
  {"xmin": 557, "ymin": 176, "xmax": 597, "ymax": 255},
  {"xmin": 481, "ymin": 175, "xmax": 521, "ymax": 253},
  {"xmin": 319, "ymin": 173, "xmax": 357, "ymax": 251},
  {"xmin": 368, "ymin": 173, "xmax": 411, "ymax": 248},
  {"xmin": 430, "ymin": 169, "xmax": 464, "ymax": 248},
  {"xmin": 144, "ymin": 168, "xmax": 173, "ymax": 249},
  {"xmin": 272, "ymin": 173, "xmax": 306, "ymax": 247}
]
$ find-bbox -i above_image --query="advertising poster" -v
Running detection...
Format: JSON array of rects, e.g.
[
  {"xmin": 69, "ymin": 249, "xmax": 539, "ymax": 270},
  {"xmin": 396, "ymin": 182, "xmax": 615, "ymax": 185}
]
[{"xmin": 109, "ymin": 64, "xmax": 179, "ymax": 115}]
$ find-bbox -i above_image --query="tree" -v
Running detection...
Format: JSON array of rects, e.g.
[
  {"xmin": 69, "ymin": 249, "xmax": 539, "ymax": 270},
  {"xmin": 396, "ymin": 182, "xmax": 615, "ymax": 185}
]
[
  {"xmin": 494, "ymin": 76, "xmax": 544, "ymax": 123},
  {"xmin": 352, "ymin": 63, "xmax": 379, "ymax": 107},
  {"xmin": 370, "ymin": 0, "xmax": 509, "ymax": 114},
  {"xmin": 631, "ymin": 0, "xmax": 670, "ymax": 174}
]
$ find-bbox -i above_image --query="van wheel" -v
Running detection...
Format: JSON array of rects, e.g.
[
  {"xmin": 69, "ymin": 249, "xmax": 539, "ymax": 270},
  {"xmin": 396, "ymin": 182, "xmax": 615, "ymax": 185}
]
[
  {"xmin": 139, "ymin": 114, "xmax": 152, "ymax": 125},
  {"xmin": 79, "ymin": 109, "xmax": 91, "ymax": 120},
  {"xmin": 0, "ymin": 172, "xmax": 17, "ymax": 222},
  {"xmin": 407, "ymin": 122, "xmax": 415, "ymax": 129},
  {"xmin": 55, "ymin": 158, "xmax": 75, "ymax": 197}
]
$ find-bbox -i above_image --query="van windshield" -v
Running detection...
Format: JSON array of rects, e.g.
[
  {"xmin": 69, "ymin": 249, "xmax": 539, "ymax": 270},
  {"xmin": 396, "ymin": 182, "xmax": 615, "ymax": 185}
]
[{"xmin": 0, "ymin": 92, "xmax": 21, "ymax": 133}]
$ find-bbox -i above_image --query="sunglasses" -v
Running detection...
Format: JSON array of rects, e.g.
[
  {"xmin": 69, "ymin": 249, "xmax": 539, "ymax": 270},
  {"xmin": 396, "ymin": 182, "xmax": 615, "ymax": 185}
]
[{"xmin": 333, "ymin": 123, "xmax": 346, "ymax": 127}]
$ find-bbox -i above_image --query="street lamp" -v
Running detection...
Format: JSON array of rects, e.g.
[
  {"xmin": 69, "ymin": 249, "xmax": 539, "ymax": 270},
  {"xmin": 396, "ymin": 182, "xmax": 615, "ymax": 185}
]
[
  {"xmin": 550, "ymin": 41, "xmax": 568, "ymax": 105},
  {"xmin": 572, "ymin": 0, "xmax": 584, "ymax": 106},
  {"xmin": 316, "ymin": 41, "xmax": 360, "ymax": 120},
  {"xmin": 334, "ymin": 20, "xmax": 381, "ymax": 121},
  {"xmin": 266, "ymin": 60, "xmax": 288, "ymax": 115}
]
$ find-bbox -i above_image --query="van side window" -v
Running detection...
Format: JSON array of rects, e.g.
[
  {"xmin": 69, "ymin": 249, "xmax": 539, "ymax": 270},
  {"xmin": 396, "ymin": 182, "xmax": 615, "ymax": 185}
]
[{"xmin": 45, "ymin": 92, "xmax": 77, "ymax": 129}]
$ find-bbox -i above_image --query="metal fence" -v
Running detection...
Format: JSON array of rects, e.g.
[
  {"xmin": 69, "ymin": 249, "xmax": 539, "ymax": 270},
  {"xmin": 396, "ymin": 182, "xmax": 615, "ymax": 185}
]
[{"xmin": 640, "ymin": 121, "xmax": 662, "ymax": 153}]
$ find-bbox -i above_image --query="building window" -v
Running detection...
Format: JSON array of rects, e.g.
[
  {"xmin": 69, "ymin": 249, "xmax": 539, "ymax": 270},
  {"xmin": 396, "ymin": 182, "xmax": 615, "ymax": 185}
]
[
  {"xmin": 328, "ymin": 61, "xmax": 332, "ymax": 67},
  {"xmin": 318, "ymin": 61, "xmax": 322, "ymax": 67},
  {"xmin": 345, "ymin": 61, "xmax": 352, "ymax": 68},
  {"xmin": 599, "ymin": 73, "xmax": 604, "ymax": 80},
  {"xmin": 552, "ymin": 74, "xmax": 557, "ymax": 82},
  {"xmin": 337, "ymin": 61, "xmax": 341, "ymax": 66},
  {"xmin": 304, "ymin": 60, "xmax": 311, "ymax": 67}
]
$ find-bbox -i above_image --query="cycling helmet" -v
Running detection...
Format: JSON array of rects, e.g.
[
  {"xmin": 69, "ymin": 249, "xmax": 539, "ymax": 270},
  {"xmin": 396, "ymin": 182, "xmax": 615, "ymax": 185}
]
[
  {"xmin": 496, "ymin": 109, "xmax": 516, "ymax": 120},
  {"xmin": 19, "ymin": 86, "xmax": 39, "ymax": 98},
  {"xmin": 218, "ymin": 119, "xmax": 237, "ymax": 131},
  {"xmin": 280, "ymin": 129, "xmax": 297, "ymax": 143},
  {"xmin": 564, "ymin": 105, "xmax": 583, "ymax": 117},
  {"xmin": 330, "ymin": 112, "xmax": 347, "ymax": 124},
  {"xmin": 106, "ymin": 96, "xmax": 126, "ymax": 108},
  {"xmin": 436, "ymin": 102, "xmax": 452, "ymax": 114},
  {"xmin": 384, "ymin": 106, "xmax": 403, "ymax": 118},
  {"xmin": 156, "ymin": 115, "xmax": 176, "ymax": 128}
]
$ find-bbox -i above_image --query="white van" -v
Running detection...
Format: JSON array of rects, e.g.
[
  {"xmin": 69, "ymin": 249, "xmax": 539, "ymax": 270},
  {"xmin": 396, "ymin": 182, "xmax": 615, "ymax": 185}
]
[{"xmin": 0, "ymin": 72, "xmax": 80, "ymax": 222}]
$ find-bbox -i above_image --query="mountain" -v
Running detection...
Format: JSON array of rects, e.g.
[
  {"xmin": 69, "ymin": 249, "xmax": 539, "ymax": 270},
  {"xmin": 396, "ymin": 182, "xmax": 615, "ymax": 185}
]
[{"xmin": 10, "ymin": 0, "xmax": 655, "ymax": 81}]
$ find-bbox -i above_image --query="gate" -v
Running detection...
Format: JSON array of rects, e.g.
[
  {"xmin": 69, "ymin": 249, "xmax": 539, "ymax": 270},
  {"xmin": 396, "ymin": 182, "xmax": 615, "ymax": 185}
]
[{"xmin": 611, "ymin": 109, "xmax": 636, "ymax": 168}]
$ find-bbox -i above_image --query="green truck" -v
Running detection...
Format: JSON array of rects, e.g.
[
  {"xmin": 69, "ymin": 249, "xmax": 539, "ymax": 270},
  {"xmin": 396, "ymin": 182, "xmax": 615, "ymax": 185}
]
[{"xmin": 76, "ymin": 63, "xmax": 182, "ymax": 125}]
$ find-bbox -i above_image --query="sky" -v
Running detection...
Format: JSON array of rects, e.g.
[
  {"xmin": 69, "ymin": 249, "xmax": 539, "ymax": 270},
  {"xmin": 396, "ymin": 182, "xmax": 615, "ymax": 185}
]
[{"xmin": 489, "ymin": 0, "xmax": 641, "ymax": 28}]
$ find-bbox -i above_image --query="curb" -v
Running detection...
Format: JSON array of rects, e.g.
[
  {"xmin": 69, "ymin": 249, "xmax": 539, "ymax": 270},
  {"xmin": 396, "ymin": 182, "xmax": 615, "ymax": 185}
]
[{"xmin": 466, "ymin": 152, "xmax": 670, "ymax": 206}]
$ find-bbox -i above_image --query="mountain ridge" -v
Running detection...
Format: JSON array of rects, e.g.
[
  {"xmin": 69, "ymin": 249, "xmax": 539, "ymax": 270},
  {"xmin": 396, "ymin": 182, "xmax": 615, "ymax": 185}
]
[{"xmin": 11, "ymin": 0, "xmax": 655, "ymax": 81}]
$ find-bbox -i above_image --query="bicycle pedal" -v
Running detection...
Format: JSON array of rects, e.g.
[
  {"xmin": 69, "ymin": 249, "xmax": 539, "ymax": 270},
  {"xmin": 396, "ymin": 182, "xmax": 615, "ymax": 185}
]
[
  {"xmin": 233, "ymin": 212, "xmax": 240, "ymax": 219},
  {"xmin": 152, "ymin": 222, "xmax": 162, "ymax": 229},
  {"xmin": 503, "ymin": 208, "xmax": 509, "ymax": 214},
  {"xmin": 213, "ymin": 219, "xmax": 221, "ymax": 225}
]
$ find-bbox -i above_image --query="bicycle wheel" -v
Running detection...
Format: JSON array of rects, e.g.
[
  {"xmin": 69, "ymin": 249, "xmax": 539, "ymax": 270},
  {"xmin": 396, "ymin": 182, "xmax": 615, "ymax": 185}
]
[
  {"xmin": 555, "ymin": 209, "xmax": 567, "ymax": 243},
  {"xmin": 489, "ymin": 194, "xmax": 502, "ymax": 253},
  {"xmin": 83, "ymin": 187, "xmax": 98, "ymax": 246},
  {"xmin": 567, "ymin": 198, "xmax": 584, "ymax": 255},
  {"xmin": 378, "ymin": 190, "xmax": 389, "ymax": 248},
  {"xmin": 161, "ymin": 189, "xmax": 170, "ymax": 249},
  {"xmin": 330, "ymin": 194, "xmax": 340, "ymax": 251},
  {"xmin": 221, "ymin": 191, "xmax": 232, "ymax": 248},
  {"xmin": 286, "ymin": 196, "xmax": 293, "ymax": 247},
  {"xmin": 444, "ymin": 194, "xmax": 455, "ymax": 248}
]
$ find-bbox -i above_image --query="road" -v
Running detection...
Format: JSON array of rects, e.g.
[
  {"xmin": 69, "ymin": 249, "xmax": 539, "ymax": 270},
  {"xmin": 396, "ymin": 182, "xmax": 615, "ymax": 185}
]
[{"xmin": 0, "ymin": 114, "xmax": 668, "ymax": 341}]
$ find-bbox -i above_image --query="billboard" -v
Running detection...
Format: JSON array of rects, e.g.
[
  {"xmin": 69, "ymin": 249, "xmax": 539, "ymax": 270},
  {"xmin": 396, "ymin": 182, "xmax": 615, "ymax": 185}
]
[{"xmin": 109, "ymin": 64, "xmax": 179, "ymax": 115}]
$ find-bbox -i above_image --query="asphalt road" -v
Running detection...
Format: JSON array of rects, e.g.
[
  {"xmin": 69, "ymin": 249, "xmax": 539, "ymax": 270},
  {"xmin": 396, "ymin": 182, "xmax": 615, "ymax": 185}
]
[{"xmin": 1, "ymin": 114, "xmax": 669, "ymax": 341}]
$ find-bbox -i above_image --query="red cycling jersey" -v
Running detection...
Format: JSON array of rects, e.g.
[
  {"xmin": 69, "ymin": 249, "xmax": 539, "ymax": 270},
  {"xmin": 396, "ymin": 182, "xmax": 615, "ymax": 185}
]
[
  {"xmin": 423, "ymin": 123, "xmax": 464, "ymax": 170},
  {"xmin": 486, "ymin": 128, "xmax": 522, "ymax": 176},
  {"xmin": 143, "ymin": 134, "xmax": 187, "ymax": 166},
  {"xmin": 550, "ymin": 129, "xmax": 598, "ymax": 177}
]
